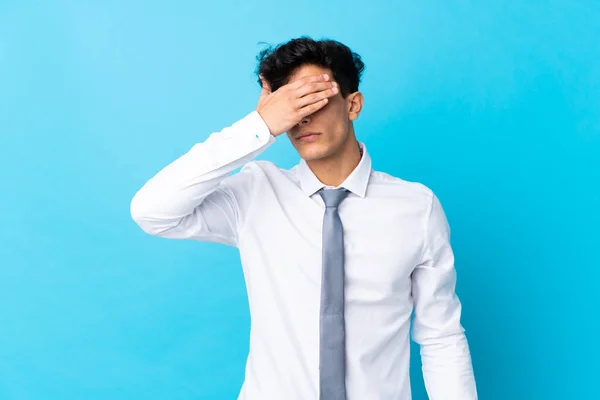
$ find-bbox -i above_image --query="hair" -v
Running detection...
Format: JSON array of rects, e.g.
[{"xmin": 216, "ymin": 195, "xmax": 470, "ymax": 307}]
[{"xmin": 255, "ymin": 36, "xmax": 365, "ymax": 99}]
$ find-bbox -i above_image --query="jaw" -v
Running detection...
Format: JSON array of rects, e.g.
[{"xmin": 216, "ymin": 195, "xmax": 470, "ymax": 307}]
[{"xmin": 295, "ymin": 138, "xmax": 344, "ymax": 162}]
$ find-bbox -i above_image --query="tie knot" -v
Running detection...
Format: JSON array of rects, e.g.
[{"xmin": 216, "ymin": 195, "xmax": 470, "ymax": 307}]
[{"xmin": 319, "ymin": 188, "xmax": 350, "ymax": 208}]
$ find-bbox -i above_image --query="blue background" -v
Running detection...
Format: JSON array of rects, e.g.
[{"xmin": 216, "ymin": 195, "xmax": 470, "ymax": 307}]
[{"xmin": 1, "ymin": 1, "xmax": 598, "ymax": 399}]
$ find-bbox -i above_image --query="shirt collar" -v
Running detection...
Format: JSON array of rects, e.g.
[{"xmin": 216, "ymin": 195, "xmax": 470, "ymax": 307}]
[{"xmin": 295, "ymin": 141, "xmax": 372, "ymax": 198}]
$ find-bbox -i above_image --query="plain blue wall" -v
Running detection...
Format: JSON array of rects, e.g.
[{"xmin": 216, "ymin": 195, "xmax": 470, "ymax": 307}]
[{"xmin": 1, "ymin": 1, "xmax": 598, "ymax": 399}]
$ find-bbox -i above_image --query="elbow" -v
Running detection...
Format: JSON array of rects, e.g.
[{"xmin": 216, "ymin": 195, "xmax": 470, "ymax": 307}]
[
  {"xmin": 130, "ymin": 192, "xmax": 158, "ymax": 235},
  {"xmin": 130, "ymin": 191, "xmax": 180, "ymax": 237}
]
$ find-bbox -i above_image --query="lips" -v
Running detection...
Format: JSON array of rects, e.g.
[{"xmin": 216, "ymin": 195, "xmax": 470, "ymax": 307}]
[{"xmin": 297, "ymin": 131, "xmax": 320, "ymax": 139}]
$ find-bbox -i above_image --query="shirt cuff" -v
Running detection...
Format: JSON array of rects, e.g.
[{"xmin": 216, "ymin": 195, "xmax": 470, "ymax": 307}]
[{"xmin": 232, "ymin": 110, "xmax": 274, "ymax": 146}]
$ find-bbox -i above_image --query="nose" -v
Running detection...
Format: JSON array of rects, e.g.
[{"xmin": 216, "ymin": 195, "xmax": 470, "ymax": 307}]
[{"xmin": 296, "ymin": 115, "xmax": 311, "ymax": 127}]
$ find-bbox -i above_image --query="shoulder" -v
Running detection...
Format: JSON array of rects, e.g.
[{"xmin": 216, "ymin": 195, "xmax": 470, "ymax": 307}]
[
  {"xmin": 368, "ymin": 170, "xmax": 448, "ymax": 231},
  {"xmin": 239, "ymin": 159, "xmax": 284, "ymax": 176},
  {"xmin": 235, "ymin": 159, "xmax": 293, "ymax": 184},
  {"xmin": 369, "ymin": 170, "xmax": 435, "ymax": 204}
]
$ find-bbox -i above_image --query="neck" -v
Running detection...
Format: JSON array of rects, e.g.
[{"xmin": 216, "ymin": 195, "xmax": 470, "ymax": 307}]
[{"xmin": 306, "ymin": 131, "xmax": 362, "ymax": 188}]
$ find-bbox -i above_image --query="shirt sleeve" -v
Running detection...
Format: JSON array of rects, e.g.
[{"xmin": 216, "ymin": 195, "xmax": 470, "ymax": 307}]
[
  {"xmin": 130, "ymin": 110, "xmax": 275, "ymax": 247},
  {"xmin": 410, "ymin": 192, "xmax": 478, "ymax": 400}
]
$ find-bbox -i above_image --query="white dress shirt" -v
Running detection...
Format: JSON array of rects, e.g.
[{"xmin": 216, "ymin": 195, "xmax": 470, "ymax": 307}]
[{"xmin": 130, "ymin": 110, "xmax": 478, "ymax": 400}]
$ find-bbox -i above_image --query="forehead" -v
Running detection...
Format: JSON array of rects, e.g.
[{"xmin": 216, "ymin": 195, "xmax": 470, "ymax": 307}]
[{"xmin": 288, "ymin": 64, "xmax": 332, "ymax": 83}]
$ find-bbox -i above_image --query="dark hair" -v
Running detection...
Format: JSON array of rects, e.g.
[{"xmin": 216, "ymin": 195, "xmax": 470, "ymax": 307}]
[{"xmin": 255, "ymin": 36, "xmax": 365, "ymax": 99}]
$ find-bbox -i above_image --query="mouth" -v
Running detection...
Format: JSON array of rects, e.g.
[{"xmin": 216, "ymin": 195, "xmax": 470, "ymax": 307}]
[{"xmin": 296, "ymin": 132, "xmax": 321, "ymax": 142}]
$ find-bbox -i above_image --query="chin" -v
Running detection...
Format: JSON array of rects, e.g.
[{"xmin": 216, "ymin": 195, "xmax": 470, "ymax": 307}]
[{"xmin": 296, "ymin": 143, "xmax": 332, "ymax": 161}]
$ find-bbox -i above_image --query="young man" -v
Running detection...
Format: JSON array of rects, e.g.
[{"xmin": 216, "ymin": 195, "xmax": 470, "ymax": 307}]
[{"xmin": 130, "ymin": 37, "xmax": 477, "ymax": 400}]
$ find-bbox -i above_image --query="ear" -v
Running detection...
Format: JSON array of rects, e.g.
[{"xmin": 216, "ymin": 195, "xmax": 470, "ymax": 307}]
[{"xmin": 346, "ymin": 91, "xmax": 364, "ymax": 121}]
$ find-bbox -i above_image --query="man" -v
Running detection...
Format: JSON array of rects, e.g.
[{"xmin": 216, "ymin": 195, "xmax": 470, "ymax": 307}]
[{"xmin": 130, "ymin": 37, "xmax": 477, "ymax": 400}]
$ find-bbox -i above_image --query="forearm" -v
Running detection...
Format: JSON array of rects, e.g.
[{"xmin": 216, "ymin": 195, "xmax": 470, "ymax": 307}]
[
  {"xmin": 130, "ymin": 110, "xmax": 274, "ymax": 236},
  {"xmin": 420, "ymin": 332, "xmax": 477, "ymax": 400}
]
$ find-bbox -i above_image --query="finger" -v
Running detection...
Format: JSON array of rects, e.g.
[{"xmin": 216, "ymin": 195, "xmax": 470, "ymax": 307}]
[
  {"xmin": 296, "ymin": 86, "xmax": 338, "ymax": 108},
  {"xmin": 295, "ymin": 81, "xmax": 336, "ymax": 98},
  {"xmin": 288, "ymin": 73, "xmax": 330, "ymax": 91},
  {"xmin": 297, "ymin": 97, "xmax": 329, "ymax": 118}
]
